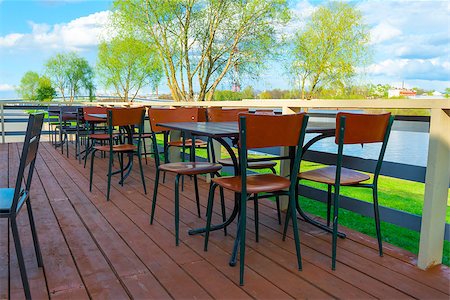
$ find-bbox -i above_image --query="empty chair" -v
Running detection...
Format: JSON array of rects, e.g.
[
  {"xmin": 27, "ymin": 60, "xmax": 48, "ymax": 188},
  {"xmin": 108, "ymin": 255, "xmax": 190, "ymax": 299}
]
[
  {"xmin": 89, "ymin": 107, "xmax": 147, "ymax": 200},
  {"xmin": 285, "ymin": 112, "xmax": 394, "ymax": 270},
  {"xmin": 207, "ymin": 107, "xmax": 282, "ymax": 224},
  {"xmin": 203, "ymin": 113, "xmax": 309, "ymax": 285},
  {"xmin": 0, "ymin": 113, "xmax": 44, "ymax": 299},
  {"xmin": 148, "ymin": 107, "xmax": 224, "ymax": 245}
]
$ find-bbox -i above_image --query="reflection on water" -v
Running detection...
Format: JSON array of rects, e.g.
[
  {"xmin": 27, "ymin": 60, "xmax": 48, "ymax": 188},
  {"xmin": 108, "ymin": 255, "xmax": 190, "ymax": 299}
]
[{"xmin": 307, "ymin": 131, "xmax": 429, "ymax": 167}]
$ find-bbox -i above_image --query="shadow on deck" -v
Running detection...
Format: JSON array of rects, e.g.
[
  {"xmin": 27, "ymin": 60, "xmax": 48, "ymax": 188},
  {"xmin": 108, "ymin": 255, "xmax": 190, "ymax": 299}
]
[{"xmin": 0, "ymin": 142, "xmax": 448, "ymax": 299}]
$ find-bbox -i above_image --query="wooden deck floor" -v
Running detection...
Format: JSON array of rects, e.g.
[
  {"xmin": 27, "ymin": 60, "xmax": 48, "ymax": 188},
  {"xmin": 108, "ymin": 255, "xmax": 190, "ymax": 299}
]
[{"xmin": 0, "ymin": 142, "xmax": 449, "ymax": 299}]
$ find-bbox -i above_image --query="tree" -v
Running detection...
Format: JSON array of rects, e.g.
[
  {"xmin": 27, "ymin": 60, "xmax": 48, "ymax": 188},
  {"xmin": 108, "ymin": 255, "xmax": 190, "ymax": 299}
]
[
  {"xmin": 36, "ymin": 76, "xmax": 57, "ymax": 101},
  {"xmin": 290, "ymin": 2, "xmax": 370, "ymax": 99},
  {"xmin": 45, "ymin": 52, "xmax": 95, "ymax": 102},
  {"xmin": 112, "ymin": 0, "xmax": 290, "ymax": 101},
  {"xmin": 97, "ymin": 36, "xmax": 162, "ymax": 102},
  {"xmin": 16, "ymin": 71, "xmax": 40, "ymax": 100}
]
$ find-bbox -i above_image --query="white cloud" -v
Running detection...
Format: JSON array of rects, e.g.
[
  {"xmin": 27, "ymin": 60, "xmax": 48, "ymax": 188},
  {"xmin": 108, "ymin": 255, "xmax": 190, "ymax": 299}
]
[
  {"xmin": 367, "ymin": 58, "xmax": 450, "ymax": 82},
  {"xmin": 0, "ymin": 33, "xmax": 25, "ymax": 47},
  {"xmin": 0, "ymin": 84, "xmax": 15, "ymax": 91},
  {"xmin": 370, "ymin": 22, "xmax": 402, "ymax": 44},
  {"xmin": 0, "ymin": 10, "xmax": 111, "ymax": 51}
]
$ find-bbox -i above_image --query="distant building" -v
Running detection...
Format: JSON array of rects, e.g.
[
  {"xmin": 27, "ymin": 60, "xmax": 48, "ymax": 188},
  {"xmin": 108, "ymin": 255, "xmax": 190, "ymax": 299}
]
[{"xmin": 388, "ymin": 88, "xmax": 417, "ymax": 98}]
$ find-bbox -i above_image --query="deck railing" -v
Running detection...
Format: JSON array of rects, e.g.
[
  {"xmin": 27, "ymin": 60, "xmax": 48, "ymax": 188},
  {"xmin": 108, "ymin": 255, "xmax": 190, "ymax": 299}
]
[{"xmin": 1, "ymin": 98, "xmax": 449, "ymax": 270}]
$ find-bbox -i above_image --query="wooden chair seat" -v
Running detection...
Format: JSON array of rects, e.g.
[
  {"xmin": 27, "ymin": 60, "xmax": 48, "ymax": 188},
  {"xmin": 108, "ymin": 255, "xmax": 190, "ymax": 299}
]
[
  {"xmin": 217, "ymin": 158, "xmax": 277, "ymax": 169},
  {"xmin": 159, "ymin": 162, "xmax": 222, "ymax": 175},
  {"xmin": 212, "ymin": 174, "xmax": 290, "ymax": 194},
  {"xmin": 94, "ymin": 144, "xmax": 137, "ymax": 152},
  {"xmin": 299, "ymin": 166, "xmax": 370, "ymax": 186},
  {"xmin": 89, "ymin": 133, "xmax": 119, "ymax": 140},
  {"xmin": 167, "ymin": 139, "xmax": 207, "ymax": 147}
]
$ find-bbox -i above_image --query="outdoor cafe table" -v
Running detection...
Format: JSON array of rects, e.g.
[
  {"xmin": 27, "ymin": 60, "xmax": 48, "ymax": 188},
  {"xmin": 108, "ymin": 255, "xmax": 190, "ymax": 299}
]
[{"xmin": 158, "ymin": 121, "xmax": 339, "ymax": 265}]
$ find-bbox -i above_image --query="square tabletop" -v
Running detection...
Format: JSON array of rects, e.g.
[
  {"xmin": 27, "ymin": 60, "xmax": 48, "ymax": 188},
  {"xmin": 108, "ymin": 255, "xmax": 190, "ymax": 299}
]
[{"xmin": 157, "ymin": 121, "xmax": 335, "ymax": 137}]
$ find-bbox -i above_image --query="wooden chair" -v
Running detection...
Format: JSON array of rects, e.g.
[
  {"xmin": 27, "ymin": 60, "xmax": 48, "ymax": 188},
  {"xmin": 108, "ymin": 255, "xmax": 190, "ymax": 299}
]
[
  {"xmin": 82, "ymin": 106, "xmax": 112, "ymax": 166},
  {"xmin": 207, "ymin": 107, "xmax": 283, "ymax": 224},
  {"xmin": 0, "ymin": 113, "xmax": 44, "ymax": 299},
  {"xmin": 89, "ymin": 107, "xmax": 147, "ymax": 200},
  {"xmin": 203, "ymin": 113, "xmax": 309, "ymax": 285},
  {"xmin": 148, "ymin": 108, "xmax": 224, "ymax": 246},
  {"xmin": 286, "ymin": 112, "xmax": 394, "ymax": 270}
]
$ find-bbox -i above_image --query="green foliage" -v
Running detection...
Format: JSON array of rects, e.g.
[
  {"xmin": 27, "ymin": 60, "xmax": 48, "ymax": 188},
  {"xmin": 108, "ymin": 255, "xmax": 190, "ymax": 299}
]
[
  {"xmin": 291, "ymin": 2, "xmax": 370, "ymax": 99},
  {"xmin": 112, "ymin": 0, "xmax": 290, "ymax": 101},
  {"xmin": 367, "ymin": 84, "xmax": 390, "ymax": 98},
  {"xmin": 257, "ymin": 88, "xmax": 301, "ymax": 99},
  {"xmin": 97, "ymin": 36, "xmax": 162, "ymax": 102},
  {"xmin": 36, "ymin": 76, "xmax": 56, "ymax": 101},
  {"xmin": 445, "ymin": 88, "xmax": 450, "ymax": 98},
  {"xmin": 45, "ymin": 52, "xmax": 95, "ymax": 101},
  {"xmin": 16, "ymin": 71, "xmax": 40, "ymax": 100},
  {"xmin": 212, "ymin": 86, "xmax": 255, "ymax": 101}
]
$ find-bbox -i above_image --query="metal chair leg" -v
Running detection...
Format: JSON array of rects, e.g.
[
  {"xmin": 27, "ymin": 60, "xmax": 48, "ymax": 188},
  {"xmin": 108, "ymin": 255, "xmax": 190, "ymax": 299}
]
[
  {"xmin": 254, "ymin": 193, "xmax": 259, "ymax": 243},
  {"xmin": 89, "ymin": 149, "xmax": 97, "ymax": 192},
  {"xmin": 174, "ymin": 174, "xmax": 181, "ymax": 246},
  {"xmin": 282, "ymin": 199, "xmax": 291, "ymax": 241},
  {"xmin": 331, "ymin": 191, "xmax": 340, "ymax": 270},
  {"xmin": 11, "ymin": 218, "xmax": 31, "ymax": 300},
  {"xmin": 119, "ymin": 152, "xmax": 124, "ymax": 186},
  {"xmin": 289, "ymin": 190, "xmax": 303, "ymax": 272},
  {"xmin": 270, "ymin": 167, "xmax": 282, "ymax": 225},
  {"xmin": 193, "ymin": 175, "xmax": 201, "ymax": 217},
  {"xmin": 327, "ymin": 184, "xmax": 332, "ymax": 227},
  {"xmin": 204, "ymin": 182, "xmax": 218, "ymax": 251},
  {"xmin": 239, "ymin": 193, "xmax": 247, "ymax": 286},
  {"xmin": 150, "ymin": 169, "xmax": 160, "ymax": 224},
  {"xmin": 373, "ymin": 186, "xmax": 383, "ymax": 256},
  {"xmin": 137, "ymin": 152, "xmax": 147, "ymax": 194},
  {"xmin": 219, "ymin": 186, "xmax": 227, "ymax": 236},
  {"xmin": 26, "ymin": 199, "xmax": 43, "ymax": 267},
  {"xmin": 106, "ymin": 151, "xmax": 113, "ymax": 201}
]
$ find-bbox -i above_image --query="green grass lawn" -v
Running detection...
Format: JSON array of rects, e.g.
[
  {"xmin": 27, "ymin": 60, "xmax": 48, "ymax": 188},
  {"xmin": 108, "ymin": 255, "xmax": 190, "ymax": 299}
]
[{"xmin": 154, "ymin": 137, "xmax": 450, "ymax": 265}]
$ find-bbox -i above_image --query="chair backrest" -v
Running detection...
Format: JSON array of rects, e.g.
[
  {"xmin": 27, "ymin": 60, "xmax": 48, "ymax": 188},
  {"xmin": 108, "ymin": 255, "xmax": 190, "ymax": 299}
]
[
  {"xmin": 238, "ymin": 113, "xmax": 309, "ymax": 191},
  {"xmin": 83, "ymin": 106, "xmax": 108, "ymax": 122},
  {"xmin": 108, "ymin": 107, "xmax": 145, "ymax": 127},
  {"xmin": 148, "ymin": 107, "xmax": 198, "ymax": 132},
  {"xmin": 207, "ymin": 108, "xmax": 249, "ymax": 122},
  {"xmin": 335, "ymin": 112, "xmax": 392, "ymax": 144},
  {"xmin": 197, "ymin": 107, "xmax": 207, "ymax": 122},
  {"xmin": 12, "ymin": 113, "xmax": 44, "ymax": 214},
  {"xmin": 335, "ymin": 112, "xmax": 394, "ymax": 183},
  {"xmin": 239, "ymin": 113, "xmax": 306, "ymax": 149}
]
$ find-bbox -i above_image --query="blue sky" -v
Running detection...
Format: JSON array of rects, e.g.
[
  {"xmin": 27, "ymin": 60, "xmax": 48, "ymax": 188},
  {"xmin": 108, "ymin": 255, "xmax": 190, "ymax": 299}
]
[{"xmin": 0, "ymin": 0, "xmax": 449, "ymax": 98}]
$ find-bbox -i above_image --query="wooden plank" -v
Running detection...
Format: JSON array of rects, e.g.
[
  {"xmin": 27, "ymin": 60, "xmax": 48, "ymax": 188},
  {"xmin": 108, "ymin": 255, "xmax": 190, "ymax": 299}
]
[
  {"xmin": 35, "ymin": 144, "xmax": 129, "ymax": 299},
  {"xmin": 418, "ymin": 108, "xmax": 450, "ymax": 269},
  {"xmin": 53, "ymin": 144, "xmax": 266, "ymax": 299},
  {"xmin": 29, "ymin": 157, "xmax": 88, "ymax": 298},
  {"xmin": 60, "ymin": 144, "xmax": 292, "ymax": 299},
  {"xmin": 25, "ymin": 142, "xmax": 450, "ymax": 299},
  {"xmin": 79, "ymin": 148, "xmax": 376, "ymax": 299},
  {"xmin": 141, "ymin": 172, "xmax": 406, "ymax": 299},
  {"xmin": 141, "ymin": 163, "xmax": 445, "ymax": 297},
  {"xmin": 38, "ymin": 144, "xmax": 171, "ymax": 299}
]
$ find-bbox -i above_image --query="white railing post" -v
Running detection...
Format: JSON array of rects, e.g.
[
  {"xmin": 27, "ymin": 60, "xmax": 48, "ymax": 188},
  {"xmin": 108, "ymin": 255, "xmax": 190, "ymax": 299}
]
[{"xmin": 418, "ymin": 108, "xmax": 450, "ymax": 269}]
